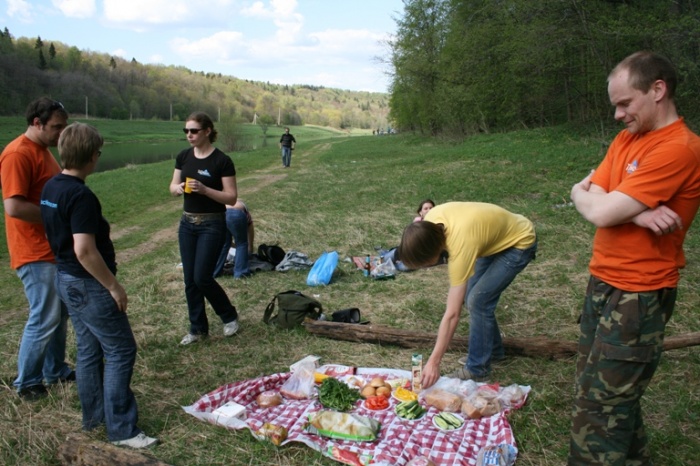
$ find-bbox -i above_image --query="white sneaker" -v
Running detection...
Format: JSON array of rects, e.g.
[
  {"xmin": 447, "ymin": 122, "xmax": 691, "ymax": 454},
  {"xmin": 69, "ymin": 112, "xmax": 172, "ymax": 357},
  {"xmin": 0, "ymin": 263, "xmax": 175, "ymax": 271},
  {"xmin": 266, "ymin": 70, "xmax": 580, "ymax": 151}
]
[
  {"xmin": 180, "ymin": 333, "xmax": 206, "ymax": 345},
  {"xmin": 111, "ymin": 432, "xmax": 159, "ymax": 449},
  {"xmin": 223, "ymin": 320, "xmax": 239, "ymax": 337}
]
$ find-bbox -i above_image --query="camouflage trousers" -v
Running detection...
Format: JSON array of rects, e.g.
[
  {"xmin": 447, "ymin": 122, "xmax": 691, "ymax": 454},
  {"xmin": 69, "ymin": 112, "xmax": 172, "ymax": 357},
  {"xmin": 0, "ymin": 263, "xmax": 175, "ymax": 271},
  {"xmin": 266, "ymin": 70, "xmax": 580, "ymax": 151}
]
[{"xmin": 568, "ymin": 276, "xmax": 675, "ymax": 466}]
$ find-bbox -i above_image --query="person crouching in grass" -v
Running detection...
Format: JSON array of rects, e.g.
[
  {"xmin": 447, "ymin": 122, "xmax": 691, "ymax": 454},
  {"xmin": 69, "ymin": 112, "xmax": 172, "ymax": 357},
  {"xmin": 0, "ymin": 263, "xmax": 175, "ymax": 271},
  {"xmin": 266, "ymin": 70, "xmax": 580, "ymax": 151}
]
[{"xmin": 40, "ymin": 122, "xmax": 158, "ymax": 449}]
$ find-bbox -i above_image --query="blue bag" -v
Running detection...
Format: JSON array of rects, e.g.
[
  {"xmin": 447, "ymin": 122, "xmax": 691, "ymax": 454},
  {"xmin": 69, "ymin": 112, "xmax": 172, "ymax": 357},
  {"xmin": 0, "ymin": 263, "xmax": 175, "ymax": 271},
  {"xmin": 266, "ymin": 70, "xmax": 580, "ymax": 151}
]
[{"xmin": 306, "ymin": 251, "xmax": 339, "ymax": 286}]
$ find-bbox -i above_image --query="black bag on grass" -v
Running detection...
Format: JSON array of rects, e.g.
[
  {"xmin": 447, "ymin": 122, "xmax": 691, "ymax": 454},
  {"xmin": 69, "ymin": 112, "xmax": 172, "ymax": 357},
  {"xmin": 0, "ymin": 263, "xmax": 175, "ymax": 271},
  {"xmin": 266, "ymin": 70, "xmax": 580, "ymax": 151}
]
[
  {"xmin": 258, "ymin": 244, "xmax": 286, "ymax": 267},
  {"xmin": 263, "ymin": 290, "xmax": 323, "ymax": 329}
]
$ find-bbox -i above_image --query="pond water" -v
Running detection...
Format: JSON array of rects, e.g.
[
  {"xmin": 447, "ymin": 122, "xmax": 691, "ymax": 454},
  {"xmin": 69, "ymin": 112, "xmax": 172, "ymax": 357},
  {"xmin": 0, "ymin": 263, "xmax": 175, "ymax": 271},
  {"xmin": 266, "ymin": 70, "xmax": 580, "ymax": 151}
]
[{"xmin": 49, "ymin": 136, "xmax": 266, "ymax": 173}]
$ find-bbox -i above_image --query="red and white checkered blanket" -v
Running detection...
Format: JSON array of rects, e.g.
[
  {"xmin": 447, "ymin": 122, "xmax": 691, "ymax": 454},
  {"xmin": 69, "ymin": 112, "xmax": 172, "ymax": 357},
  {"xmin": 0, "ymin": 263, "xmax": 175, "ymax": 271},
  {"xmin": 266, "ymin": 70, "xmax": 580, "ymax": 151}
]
[{"xmin": 183, "ymin": 368, "xmax": 529, "ymax": 466}]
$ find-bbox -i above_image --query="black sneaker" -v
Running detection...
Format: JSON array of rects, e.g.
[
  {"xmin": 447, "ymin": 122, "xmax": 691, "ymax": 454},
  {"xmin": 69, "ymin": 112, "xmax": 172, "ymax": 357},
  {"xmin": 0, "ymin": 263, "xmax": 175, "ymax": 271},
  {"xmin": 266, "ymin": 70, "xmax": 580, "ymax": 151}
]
[
  {"xmin": 17, "ymin": 384, "xmax": 48, "ymax": 401},
  {"xmin": 59, "ymin": 370, "xmax": 76, "ymax": 383}
]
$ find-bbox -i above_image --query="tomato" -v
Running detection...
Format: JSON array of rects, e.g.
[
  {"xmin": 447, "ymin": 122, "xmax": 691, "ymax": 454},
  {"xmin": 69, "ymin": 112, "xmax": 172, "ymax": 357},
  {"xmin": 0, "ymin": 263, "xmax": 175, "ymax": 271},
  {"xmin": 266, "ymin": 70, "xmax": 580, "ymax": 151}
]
[{"xmin": 365, "ymin": 396, "xmax": 389, "ymax": 410}]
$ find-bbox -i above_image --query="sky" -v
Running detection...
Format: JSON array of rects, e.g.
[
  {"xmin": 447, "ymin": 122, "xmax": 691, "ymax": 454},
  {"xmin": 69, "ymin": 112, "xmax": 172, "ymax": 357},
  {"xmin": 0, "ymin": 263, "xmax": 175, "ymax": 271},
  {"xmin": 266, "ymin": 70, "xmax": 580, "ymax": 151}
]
[{"xmin": 1, "ymin": 0, "xmax": 405, "ymax": 93}]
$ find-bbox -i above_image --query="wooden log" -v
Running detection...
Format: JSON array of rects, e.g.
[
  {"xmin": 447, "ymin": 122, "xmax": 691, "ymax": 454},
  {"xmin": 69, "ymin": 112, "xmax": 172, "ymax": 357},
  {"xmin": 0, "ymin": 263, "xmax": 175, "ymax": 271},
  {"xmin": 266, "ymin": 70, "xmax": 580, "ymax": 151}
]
[
  {"xmin": 58, "ymin": 433, "xmax": 171, "ymax": 466},
  {"xmin": 303, "ymin": 320, "xmax": 700, "ymax": 360}
]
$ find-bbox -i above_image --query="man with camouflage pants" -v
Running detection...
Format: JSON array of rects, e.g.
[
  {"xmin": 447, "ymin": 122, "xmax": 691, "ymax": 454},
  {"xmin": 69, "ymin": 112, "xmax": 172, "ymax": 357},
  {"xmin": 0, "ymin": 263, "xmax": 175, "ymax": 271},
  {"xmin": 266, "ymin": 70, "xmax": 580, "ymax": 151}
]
[{"xmin": 569, "ymin": 51, "xmax": 700, "ymax": 465}]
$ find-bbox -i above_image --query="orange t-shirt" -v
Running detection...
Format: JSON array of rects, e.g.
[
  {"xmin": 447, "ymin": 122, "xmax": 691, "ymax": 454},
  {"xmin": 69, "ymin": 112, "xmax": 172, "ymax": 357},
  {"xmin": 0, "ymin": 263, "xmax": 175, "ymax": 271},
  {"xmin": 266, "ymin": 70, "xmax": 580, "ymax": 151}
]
[
  {"xmin": 590, "ymin": 118, "xmax": 700, "ymax": 291},
  {"xmin": 0, "ymin": 134, "xmax": 61, "ymax": 269}
]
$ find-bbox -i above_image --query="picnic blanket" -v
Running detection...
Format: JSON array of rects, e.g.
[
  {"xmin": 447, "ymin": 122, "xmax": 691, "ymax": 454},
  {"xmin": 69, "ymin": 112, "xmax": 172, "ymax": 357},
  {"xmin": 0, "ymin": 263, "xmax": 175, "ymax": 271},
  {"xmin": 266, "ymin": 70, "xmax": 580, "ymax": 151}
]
[{"xmin": 183, "ymin": 368, "xmax": 529, "ymax": 466}]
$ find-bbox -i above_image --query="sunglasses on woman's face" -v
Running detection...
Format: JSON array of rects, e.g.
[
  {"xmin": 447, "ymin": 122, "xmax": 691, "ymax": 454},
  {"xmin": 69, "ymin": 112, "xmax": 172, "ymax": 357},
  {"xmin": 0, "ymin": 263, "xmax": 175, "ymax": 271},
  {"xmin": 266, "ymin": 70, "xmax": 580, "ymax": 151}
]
[{"xmin": 183, "ymin": 128, "xmax": 203, "ymax": 134}]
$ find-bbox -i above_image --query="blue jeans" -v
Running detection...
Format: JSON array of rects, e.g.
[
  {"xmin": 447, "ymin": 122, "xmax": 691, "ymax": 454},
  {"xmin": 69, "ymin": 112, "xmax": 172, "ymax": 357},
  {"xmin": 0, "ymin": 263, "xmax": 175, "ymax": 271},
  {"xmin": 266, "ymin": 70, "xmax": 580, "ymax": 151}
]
[
  {"xmin": 464, "ymin": 241, "xmax": 538, "ymax": 378},
  {"xmin": 214, "ymin": 208, "xmax": 250, "ymax": 278},
  {"xmin": 179, "ymin": 216, "xmax": 238, "ymax": 335},
  {"xmin": 56, "ymin": 271, "xmax": 141, "ymax": 442},
  {"xmin": 13, "ymin": 261, "xmax": 71, "ymax": 390},
  {"xmin": 281, "ymin": 146, "xmax": 292, "ymax": 167}
]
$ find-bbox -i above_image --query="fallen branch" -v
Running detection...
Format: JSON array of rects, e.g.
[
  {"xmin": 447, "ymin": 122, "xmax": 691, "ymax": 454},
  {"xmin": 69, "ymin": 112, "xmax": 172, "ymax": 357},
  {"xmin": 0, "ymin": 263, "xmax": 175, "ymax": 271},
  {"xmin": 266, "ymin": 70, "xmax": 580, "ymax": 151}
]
[
  {"xmin": 303, "ymin": 320, "xmax": 700, "ymax": 360},
  {"xmin": 58, "ymin": 433, "xmax": 171, "ymax": 466}
]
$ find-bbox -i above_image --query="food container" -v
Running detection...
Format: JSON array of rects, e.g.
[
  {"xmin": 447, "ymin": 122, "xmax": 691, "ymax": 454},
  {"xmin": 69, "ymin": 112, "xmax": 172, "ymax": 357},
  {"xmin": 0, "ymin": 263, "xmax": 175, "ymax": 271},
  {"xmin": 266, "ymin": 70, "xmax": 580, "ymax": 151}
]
[{"xmin": 412, "ymin": 354, "xmax": 423, "ymax": 393}]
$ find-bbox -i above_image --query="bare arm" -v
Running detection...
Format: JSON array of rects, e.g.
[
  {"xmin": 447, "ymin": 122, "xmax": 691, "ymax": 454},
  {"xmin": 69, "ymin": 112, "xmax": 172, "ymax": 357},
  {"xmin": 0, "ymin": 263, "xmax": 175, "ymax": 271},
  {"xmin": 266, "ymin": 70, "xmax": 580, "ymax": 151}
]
[
  {"xmin": 169, "ymin": 169, "xmax": 185, "ymax": 196},
  {"xmin": 185, "ymin": 175, "xmax": 237, "ymax": 206},
  {"xmin": 571, "ymin": 170, "xmax": 682, "ymax": 233},
  {"xmin": 421, "ymin": 283, "xmax": 466, "ymax": 389},
  {"xmin": 73, "ymin": 233, "xmax": 127, "ymax": 312},
  {"xmin": 572, "ymin": 170, "xmax": 649, "ymax": 227},
  {"xmin": 3, "ymin": 196, "xmax": 42, "ymax": 223}
]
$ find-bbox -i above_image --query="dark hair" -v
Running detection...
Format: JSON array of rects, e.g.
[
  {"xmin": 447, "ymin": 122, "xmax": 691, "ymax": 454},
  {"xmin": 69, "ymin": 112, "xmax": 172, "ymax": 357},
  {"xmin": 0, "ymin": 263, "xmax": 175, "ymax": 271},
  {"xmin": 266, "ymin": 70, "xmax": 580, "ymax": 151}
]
[
  {"xmin": 610, "ymin": 51, "xmax": 677, "ymax": 100},
  {"xmin": 416, "ymin": 199, "xmax": 435, "ymax": 215},
  {"xmin": 186, "ymin": 111, "xmax": 218, "ymax": 143},
  {"xmin": 25, "ymin": 97, "xmax": 68, "ymax": 126},
  {"xmin": 58, "ymin": 122, "xmax": 103, "ymax": 170},
  {"xmin": 397, "ymin": 221, "xmax": 446, "ymax": 269}
]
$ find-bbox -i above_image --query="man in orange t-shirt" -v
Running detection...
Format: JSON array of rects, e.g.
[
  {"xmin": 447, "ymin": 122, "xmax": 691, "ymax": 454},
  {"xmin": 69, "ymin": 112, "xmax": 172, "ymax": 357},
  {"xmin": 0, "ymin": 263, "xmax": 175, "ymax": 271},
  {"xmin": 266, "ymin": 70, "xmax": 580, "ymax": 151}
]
[
  {"xmin": 0, "ymin": 97, "xmax": 74, "ymax": 399},
  {"xmin": 569, "ymin": 52, "xmax": 700, "ymax": 465}
]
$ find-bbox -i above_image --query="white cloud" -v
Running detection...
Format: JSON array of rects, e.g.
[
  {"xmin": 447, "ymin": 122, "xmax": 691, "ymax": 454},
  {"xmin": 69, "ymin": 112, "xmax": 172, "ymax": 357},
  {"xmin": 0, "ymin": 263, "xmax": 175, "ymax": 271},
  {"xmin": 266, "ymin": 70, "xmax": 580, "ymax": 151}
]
[
  {"xmin": 112, "ymin": 48, "xmax": 127, "ymax": 58},
  {"xmin": 7, "ymin": 0, "xmax": 34, "ymax": 22},
  {"xmin": 51, "ymin": 0, "xmax": 96, "ymax": 19},
  {"xmin": 170, "ymin": 31, "xmax": 246, "ymax": 63},
  {"xmin": 148, "ymin": 54, "xmax": 165, "ymax": 64},
  {"xmin": 103, "ymin": 0, "xmax": 191, "ymax": 24}
]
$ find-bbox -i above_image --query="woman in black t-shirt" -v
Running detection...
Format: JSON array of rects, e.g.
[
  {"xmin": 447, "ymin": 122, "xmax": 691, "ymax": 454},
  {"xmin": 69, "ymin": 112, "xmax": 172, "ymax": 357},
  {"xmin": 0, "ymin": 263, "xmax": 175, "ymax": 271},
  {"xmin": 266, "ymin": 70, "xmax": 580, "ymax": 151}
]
[{"xmin": 169, "ymin": 112, "xmax": 240, "ymax": 345}]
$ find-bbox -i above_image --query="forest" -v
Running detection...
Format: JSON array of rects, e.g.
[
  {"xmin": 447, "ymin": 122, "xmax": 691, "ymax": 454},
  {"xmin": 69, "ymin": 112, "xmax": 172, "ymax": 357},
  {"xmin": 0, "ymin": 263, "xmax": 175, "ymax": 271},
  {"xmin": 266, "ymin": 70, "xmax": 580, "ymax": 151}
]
[
  {"xmin": 2, "ymin": 1, "xmax": 700, "ymax": 138},
  {"xmin": 0, "ymin": 27, "xmax": 389, "ymax": 130},
  {"xmin": 387, "ymin": 0, "xmax": 700, "ymax": 136}
]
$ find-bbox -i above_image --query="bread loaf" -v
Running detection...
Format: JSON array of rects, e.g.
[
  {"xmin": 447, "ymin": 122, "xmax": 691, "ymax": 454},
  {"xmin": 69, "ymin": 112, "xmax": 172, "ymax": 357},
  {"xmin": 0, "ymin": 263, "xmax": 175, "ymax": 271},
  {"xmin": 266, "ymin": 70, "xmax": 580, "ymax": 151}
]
[{"xmin": 424, "ymin": 388, "xmax": 462, "ymax": 412}]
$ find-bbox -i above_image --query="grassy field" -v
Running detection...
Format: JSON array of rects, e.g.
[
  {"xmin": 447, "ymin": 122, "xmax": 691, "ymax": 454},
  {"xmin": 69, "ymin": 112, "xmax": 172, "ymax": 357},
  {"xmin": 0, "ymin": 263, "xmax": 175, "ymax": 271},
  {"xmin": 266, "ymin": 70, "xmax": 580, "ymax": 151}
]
[{"xmin": 1, "ymin": 125, "xmax": 698, "ymax": 465}]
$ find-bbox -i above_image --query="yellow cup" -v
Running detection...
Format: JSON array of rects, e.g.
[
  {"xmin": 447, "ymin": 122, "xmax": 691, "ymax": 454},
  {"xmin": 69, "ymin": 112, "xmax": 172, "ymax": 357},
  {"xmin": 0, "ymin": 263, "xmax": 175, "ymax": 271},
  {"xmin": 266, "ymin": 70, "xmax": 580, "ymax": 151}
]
[{"xmin": 184, "ymin": 177, "xmax": 194, "ymax": 194}]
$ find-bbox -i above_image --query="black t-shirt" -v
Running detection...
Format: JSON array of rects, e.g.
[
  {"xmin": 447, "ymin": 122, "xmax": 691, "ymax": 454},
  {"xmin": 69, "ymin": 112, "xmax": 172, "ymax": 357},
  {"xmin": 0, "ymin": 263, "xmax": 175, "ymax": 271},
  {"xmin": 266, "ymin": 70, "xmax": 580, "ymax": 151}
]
[
  {"xmin": 40, "ymin": 173, "xmax": 116, "ymax": 278},
  {"xmin": 175, "ymin": 147, "xmax": 236, "ymax": 213},
  {"xmin": 280, "ymin": 133, "xmax": 296, "ymax": 147}
]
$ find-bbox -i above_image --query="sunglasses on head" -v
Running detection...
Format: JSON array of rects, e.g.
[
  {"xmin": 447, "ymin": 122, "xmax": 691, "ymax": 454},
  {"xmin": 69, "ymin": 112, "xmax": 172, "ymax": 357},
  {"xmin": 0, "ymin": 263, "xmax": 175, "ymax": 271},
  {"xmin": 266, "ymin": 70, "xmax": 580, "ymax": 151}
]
[
  {"xmin": 183, "ymin": 128, "xmax": 203, "ymax": 134},
  {"xmin": 50, "ymin": 100, "xmax": 65, "ymax": 110}
]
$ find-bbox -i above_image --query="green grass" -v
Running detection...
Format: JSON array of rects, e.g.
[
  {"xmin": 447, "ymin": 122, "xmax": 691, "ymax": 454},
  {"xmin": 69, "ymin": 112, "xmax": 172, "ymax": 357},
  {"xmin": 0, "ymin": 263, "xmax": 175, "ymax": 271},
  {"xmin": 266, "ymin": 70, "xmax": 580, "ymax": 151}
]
[{"xmin": 1, "ymin": 126, "xmax": 698, "ymax": 465}]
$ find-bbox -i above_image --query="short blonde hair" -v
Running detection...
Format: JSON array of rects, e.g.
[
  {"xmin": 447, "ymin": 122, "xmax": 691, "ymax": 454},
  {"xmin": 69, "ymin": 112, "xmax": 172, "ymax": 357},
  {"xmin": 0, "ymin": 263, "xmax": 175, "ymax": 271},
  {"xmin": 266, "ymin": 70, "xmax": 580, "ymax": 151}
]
[{"xmin": 57, "ymin": 122, "xmax": 103, "ymax": 169}]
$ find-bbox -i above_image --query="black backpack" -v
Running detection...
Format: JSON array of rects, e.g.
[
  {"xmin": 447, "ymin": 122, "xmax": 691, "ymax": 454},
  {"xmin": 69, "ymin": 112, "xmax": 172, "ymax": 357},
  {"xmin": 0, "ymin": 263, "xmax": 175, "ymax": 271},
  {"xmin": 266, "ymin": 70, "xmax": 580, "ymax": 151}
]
[
  {"xmin": 258, "ymin": 243, "xmax": 286, "ymax": 267},
  {"xmin": 263, "ymin": 290, "xmax": 323, "ymax": 329}
]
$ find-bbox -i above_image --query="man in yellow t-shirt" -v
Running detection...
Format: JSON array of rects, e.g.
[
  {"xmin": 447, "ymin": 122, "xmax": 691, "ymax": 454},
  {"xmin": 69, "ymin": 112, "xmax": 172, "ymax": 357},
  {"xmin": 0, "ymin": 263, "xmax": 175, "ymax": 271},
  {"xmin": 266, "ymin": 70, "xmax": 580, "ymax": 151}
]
[
  {"xmin": 569, "ymin": 51, "xmax": 700, "ymax": 465},
  {"xmin": 0, "ymin": 97, "xmax": 73, "ymax": 400},
  {"xmin": 397, "ymin": 202, "xmax": 537, "ymax": 389}
]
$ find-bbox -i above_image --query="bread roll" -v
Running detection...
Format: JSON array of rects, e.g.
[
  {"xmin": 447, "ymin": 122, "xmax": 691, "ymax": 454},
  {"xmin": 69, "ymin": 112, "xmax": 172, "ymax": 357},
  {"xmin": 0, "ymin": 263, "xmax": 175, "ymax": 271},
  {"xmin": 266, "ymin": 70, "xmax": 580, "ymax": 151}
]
[{"xmin": 257, "ymin": 390, "xmax": 283, "ymax": 408}]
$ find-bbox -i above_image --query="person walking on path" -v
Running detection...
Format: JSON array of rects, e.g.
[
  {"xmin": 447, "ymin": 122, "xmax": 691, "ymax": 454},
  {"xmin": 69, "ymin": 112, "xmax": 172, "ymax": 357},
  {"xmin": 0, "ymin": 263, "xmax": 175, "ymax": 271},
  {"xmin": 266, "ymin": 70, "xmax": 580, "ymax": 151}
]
[
  {"xmin": 397, "ymin": 202, "xmax": 537, "ymax": 389},
  {"xmin": 169, "ymin": 112, "xmax": 240, "ymax": 345},
  {"xmin": 0, "ymin": 97, "xmax": 74, "ymax": 400},
  {"xmin": 568, "ymin": 51, "xmax": 700, "ymax": 466},
  {"xmin": 279, "ymin": 127, "xmax": 296, "ymax": 168},
  {"xmin": 41, "ymin": 122, "xmax": 158, "ymax": 449}
]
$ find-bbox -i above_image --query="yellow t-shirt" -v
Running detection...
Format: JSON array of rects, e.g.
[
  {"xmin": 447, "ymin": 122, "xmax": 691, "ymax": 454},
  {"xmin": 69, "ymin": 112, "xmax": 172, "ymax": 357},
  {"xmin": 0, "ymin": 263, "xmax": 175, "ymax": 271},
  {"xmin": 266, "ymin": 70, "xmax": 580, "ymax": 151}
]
[{"xmin": 424, "ymin": 202, "xmax": 535, "ymax": 286}]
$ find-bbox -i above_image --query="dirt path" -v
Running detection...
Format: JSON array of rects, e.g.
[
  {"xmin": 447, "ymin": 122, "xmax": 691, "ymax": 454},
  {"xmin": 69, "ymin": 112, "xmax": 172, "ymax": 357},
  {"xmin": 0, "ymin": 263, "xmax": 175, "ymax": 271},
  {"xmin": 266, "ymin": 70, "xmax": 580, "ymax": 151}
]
[{"xmin": 114, "ymin": 142, "xmax": 335, "ymax": 264}]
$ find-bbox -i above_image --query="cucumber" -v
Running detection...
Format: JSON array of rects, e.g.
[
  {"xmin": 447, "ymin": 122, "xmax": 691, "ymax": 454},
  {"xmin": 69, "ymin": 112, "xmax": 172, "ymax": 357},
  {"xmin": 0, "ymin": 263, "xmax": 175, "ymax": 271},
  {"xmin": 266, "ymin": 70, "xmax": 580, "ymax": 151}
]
[
  {"xmin": 434, "ymin": 416, "xmax": 450, "ymax": 429},
  {"xmin": 441, "ymin": 413, "xmax": 462, "ymax": 427}
]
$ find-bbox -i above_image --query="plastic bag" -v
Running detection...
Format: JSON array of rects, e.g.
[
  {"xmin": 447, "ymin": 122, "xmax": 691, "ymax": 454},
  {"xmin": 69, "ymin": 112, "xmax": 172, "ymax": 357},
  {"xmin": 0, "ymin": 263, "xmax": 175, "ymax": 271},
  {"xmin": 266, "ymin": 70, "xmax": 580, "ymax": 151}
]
[
  {"xmin": 370, "ymin": 258, "xmax": 397, "ymax": 280},
  {"xmin": 280, "ymin": 360, "xmax": 316, "ymax": 400},
  {"xmin": 307, "ymin": 251, "xmax": 339, "ymax": 286}
]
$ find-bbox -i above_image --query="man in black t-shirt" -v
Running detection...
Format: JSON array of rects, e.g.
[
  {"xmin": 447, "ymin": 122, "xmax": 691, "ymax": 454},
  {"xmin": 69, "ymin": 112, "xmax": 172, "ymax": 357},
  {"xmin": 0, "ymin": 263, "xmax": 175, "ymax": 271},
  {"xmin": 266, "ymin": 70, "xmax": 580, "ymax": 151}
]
[{"xmin": 279, "ymin": 127, "xmax": 296, "ymax": 168}]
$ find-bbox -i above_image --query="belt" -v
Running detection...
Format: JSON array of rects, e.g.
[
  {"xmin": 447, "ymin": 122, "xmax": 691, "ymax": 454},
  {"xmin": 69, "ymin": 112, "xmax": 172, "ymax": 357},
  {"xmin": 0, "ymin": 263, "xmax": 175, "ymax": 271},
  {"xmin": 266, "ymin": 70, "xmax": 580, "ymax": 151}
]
[{"xmin": 182, "ymin": 212, "xmax": 225, "ymax": 225}]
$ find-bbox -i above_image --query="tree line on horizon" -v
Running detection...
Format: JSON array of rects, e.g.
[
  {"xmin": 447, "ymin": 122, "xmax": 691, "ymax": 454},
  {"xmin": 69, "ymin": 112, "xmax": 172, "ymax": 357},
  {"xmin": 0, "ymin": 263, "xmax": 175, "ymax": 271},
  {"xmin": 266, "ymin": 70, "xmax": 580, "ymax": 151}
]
[
  {"xmin": 387, "ymin": 0, "xmax": 700, "ymax": 137},
  {"xmin": 0, "ymin": 27, "xmax": 389, "ymax": 131}
]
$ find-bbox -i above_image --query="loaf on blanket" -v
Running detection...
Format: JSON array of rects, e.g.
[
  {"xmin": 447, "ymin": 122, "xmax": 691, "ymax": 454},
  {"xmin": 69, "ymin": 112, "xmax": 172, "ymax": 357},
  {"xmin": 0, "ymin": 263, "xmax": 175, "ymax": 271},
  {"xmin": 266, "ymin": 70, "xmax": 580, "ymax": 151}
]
[{"xmin": 424, "ymin": 388, "xmax": 462, "ymax": 412}]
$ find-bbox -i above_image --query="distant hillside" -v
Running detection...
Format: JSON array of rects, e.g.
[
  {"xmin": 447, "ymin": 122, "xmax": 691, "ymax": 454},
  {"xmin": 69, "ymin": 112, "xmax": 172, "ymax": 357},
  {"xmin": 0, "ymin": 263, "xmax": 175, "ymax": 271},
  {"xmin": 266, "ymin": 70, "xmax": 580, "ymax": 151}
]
[{"xmin": 0, "ymin": 27, "xmax": 390, "ymax": 130}]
